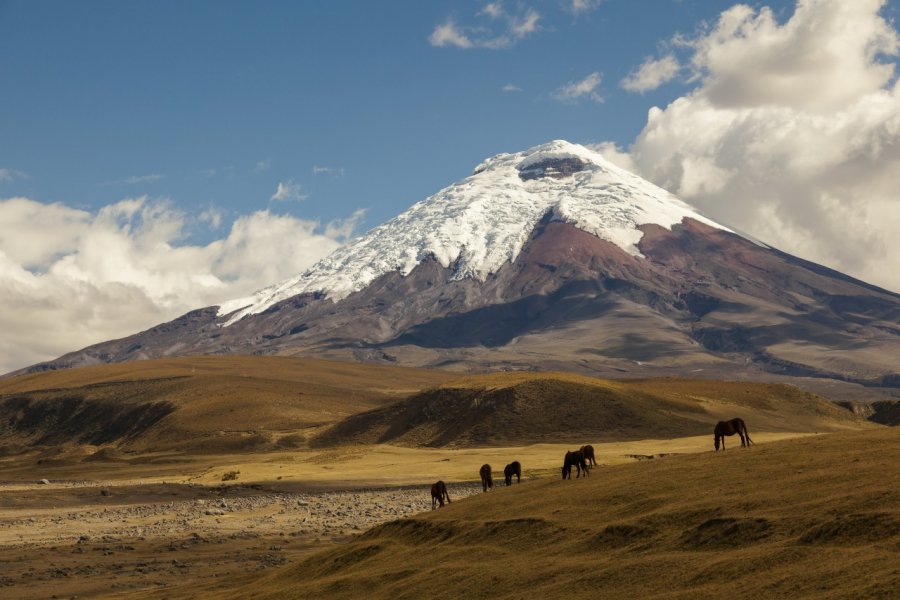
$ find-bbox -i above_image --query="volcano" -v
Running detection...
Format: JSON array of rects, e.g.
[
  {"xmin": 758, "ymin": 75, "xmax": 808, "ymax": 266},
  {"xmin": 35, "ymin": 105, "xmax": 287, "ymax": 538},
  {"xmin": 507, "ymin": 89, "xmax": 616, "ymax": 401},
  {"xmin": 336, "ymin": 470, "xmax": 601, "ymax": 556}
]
[{"xmin": 22, "ymin": 141, "xmax": 900, "ymax": 398}]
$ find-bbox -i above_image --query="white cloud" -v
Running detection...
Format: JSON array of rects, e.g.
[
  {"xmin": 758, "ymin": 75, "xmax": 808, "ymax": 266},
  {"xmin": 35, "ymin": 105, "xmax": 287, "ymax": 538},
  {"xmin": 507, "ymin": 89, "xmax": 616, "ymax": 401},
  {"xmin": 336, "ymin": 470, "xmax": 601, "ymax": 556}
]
[
  {"xmin": 479, "ymin": 2, "xmax": 504, "ymax": 19},
  {"xmin": 255, "ymin": 160, "xmax": 271, "ymax": 173},
  {"xmin": 0, "ymin": 196, "xmax": 361, "ymax": 373},
  {"xmin": 502, "ymin": 83, "xmax": 523, "ymax": 93},
  {"xmin": 570, "ymin": 0, "xmax": 601, "ymax": 16},
  {"xmin": 0, "ymin": 168, "xmax": 28, "ymax": 182},
  {"xmin": 271, "ymin": 179, "xmax": 307, "ymax": 202},
  {"xmin": 553, "ymin": 71, "xmax": 603, "ymax": 103},
  {"xmin": 429, "ymin": 6, "xmax": 540, "ymax": 50},
  {"xmin": 312, "ymin": 165, "xmax": 345, "ymax": 177},
  {"xmin": 621, "ymin": 0, "xmax": 900, "ymax": 293},
  {"xmin": 122, "ymin": 174, "xmax": 165, "ymax": 185},
  {"xmin": 510, "ymin": 9, "xmax": 540, "ymax": 38},
  {"xmin": 200, "ymin": 204, "xmax": 224, "ymax": 229},
  {"xmin": 621, "ymin": 55, "xmax": 680, "ymax": 93},
  {"xmin": 429, "ymin": 19, "xmax": 474, "ymax": 49}
]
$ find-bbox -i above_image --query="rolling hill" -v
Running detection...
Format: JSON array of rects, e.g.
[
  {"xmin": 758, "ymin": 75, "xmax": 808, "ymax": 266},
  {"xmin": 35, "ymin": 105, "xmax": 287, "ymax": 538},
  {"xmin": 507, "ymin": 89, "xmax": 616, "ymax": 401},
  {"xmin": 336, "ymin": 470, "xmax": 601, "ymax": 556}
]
[
  {"xmin": 0, "ymin": 357, "xmax": 871, "ymax": 455},
  {"xmin": 313, "ymin": 373, "xmax": 869, "ymax": 448}
]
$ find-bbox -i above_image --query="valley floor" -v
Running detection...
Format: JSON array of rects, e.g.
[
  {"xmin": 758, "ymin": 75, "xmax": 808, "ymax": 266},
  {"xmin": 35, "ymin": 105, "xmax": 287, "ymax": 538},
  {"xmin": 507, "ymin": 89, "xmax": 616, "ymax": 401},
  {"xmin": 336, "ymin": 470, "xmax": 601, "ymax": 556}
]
[{"xmin": 0, "ymin": 432, "xmax": 807, "ymax": 598}]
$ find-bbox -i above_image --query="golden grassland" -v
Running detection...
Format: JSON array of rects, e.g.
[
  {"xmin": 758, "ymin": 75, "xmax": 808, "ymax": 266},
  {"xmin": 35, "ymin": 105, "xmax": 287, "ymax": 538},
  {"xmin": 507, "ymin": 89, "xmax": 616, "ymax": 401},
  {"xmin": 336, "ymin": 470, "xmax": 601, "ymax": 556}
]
[
  {"xmin": 0, "ymin": 356, "xmax": 892, "ymax": 598},
  {"xmin": 211, "ymin": 427, "xmax": 900, "ymax": 600}
]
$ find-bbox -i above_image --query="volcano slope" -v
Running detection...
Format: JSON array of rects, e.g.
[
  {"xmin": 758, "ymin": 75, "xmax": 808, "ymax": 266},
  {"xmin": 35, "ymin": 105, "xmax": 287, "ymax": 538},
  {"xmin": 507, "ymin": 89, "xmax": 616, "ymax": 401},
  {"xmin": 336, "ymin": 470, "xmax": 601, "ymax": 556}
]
[{"xmin": 213, "ymin": 427, "xmax": 900, "ymax": 600}]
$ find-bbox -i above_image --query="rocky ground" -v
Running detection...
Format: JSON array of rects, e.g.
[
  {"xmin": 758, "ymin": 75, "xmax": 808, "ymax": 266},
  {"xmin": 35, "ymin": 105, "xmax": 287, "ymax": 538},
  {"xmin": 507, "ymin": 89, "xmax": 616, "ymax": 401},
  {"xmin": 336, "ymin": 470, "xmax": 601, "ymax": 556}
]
[{"xmin": 0, "ymin": 480, "xmax": 485, "ymax": 599}]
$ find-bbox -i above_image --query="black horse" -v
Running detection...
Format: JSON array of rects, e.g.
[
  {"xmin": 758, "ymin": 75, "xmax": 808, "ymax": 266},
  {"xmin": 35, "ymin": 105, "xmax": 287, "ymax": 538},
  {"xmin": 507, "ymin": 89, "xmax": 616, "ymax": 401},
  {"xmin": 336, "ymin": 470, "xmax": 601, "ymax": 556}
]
[
  {"xmin": 580, "ymin": 444, "xmax": 597, "ymax": 467},
  {"xmin": 714, "ymin": 418, "xmax": 753, "ymax": 451},
  {"xmin": 503, "ymin": 461, "xmax": 521, "ymax": 486},
  {"xmin": 431, "ymin": 480, "xmax": 451, "ymax": 509},
  {"xmin": 561, "ymin": 450, "xmax": 589, "ymax": 480},
  {"xmin": 479, "ymin": 464, "xmax": 494, "ymax": 492}
]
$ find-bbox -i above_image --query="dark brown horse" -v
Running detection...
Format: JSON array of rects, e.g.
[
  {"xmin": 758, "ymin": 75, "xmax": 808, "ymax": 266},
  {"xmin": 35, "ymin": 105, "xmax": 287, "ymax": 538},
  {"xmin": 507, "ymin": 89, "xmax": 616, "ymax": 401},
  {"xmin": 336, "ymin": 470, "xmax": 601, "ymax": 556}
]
[
  {"xmin": 580, "ymin": 444, "xmax": 596, "ymax": 467},
  {"xmin": 561, "ymin": 450, "xmax": 589, "ymax": 480},
  {"xmin": 479, "ymin": 464, "xmax": 493, "ymax": 492},
  {"xmin": 503, "ymin": 461, "xmax": 521, "ymax": 486},
  {"xmin": 431, "ymin": 480, "xmax": 451, "ymax": 509},
  {"xmin": 714, "ymin": 418, "xmax": 753, "ymax": 451}
]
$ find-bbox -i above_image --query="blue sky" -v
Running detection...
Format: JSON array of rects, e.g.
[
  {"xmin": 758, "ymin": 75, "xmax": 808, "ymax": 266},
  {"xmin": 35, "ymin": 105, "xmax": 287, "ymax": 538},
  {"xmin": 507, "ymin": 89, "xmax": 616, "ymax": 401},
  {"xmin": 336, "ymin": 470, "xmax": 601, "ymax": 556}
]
[
  {"xmin": 3, "ymin": 0, "xmax": 900, "ymax": 372},
  {"xmin": 2, "ymin": 0, "xmax": 798, "ymax": 233}
]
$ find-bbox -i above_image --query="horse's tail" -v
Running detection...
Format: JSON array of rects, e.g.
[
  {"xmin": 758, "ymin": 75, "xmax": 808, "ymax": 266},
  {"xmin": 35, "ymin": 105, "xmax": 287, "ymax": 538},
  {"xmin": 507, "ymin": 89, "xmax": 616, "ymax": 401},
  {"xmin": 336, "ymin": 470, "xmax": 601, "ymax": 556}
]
[{"xmin": 743, "ymin": 421, "xmax": 753, "ymax": 445}]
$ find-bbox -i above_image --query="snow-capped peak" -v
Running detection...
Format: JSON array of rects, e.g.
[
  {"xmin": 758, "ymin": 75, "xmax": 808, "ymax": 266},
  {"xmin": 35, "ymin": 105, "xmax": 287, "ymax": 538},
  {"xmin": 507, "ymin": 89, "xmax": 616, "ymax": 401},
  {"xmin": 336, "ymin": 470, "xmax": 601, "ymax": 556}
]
[{"xmin": 218, "ymin": 140, "xmax": 729, "ymax": 324}]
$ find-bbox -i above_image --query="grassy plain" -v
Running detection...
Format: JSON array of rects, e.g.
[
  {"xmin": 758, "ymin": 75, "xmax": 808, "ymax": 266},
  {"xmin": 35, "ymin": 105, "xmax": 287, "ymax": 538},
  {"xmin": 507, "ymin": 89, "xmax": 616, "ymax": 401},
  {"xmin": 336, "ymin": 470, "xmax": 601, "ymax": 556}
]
[{"xmin": 0, "ymin": 356, "xmax": 889, "ymax": 598}]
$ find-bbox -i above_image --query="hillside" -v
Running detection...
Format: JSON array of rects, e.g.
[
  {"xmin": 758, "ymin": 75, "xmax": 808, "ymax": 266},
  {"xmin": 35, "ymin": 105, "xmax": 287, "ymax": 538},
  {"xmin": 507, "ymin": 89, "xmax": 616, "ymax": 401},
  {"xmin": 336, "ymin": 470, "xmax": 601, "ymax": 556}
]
[
  {"xmin": 0, "ymin": 356, "xmax": 455, "ymax": 454},
  {"xmin": 218, "ymin": 427, "xmax": 900, "ymax": 599},
  {"xmin": 313, "ymin": 372, "xmax": 869, "ymax": 448}
]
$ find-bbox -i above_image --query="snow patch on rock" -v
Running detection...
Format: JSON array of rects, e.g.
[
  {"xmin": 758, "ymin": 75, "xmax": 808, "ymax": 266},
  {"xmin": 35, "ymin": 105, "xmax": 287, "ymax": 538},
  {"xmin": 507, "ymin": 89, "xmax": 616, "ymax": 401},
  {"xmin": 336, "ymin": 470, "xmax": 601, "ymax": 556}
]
[{"xmin": 218, "ymin": 140, "xmax": 731, "ymax": 324}]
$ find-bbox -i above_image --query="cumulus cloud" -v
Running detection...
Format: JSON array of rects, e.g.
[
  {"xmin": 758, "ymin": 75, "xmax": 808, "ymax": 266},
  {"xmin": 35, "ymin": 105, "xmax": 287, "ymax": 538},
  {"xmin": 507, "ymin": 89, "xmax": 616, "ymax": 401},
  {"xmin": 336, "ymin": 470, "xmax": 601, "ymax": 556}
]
[
  {"xmin": 271, "ymin": 179, "xmax": 307, "ymax": 202},
  {"xmin": 0, "ymin": 196, "xmax": 360, "ymax": 373},
  {"xmin": 254, "ymin": 160, "xmax": 271, "ymax": 173},
  {"xmin": 553, "ymin": 71, "xmax": 603, "ymax": 103},
  {"xmin": 502, "ymin": 83, "xmax": 523, "ymax": 93},
  {"xmin": 622, "ymin": 0, "xmax": 900, "ymax": 293},
  {"xmin": 621, "ymin": 55, "xmax": 680, "ymax": 93},
  {"xmin": 429, "ymin": 6, "xmax": 540, "ymax": 50}
]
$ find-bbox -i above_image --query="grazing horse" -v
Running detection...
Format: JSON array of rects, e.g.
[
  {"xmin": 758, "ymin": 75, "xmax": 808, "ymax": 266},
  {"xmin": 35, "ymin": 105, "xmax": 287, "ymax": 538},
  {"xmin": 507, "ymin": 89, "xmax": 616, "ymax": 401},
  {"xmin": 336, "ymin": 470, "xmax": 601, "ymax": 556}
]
[
  {"xmin": 431, "ymin": 480, "xmax": 451, "ymax": 509},
  {"xmin": 503, "ymin": 461, "xmax": 521, "ymax": 486},
  {"xmin": 580, "ymin": 444, "xmax": 597, "ymax": 467},
  {"xmin": 479, "ymin": 464, "xmax": 494, "ymax": 492},
  {"xmin": 714, "ymin": 418, "xmax": 753, "ymax": 451},
  {"xmin": 561, "ymin": 450, "xmax": 589, "ymax": 480}
]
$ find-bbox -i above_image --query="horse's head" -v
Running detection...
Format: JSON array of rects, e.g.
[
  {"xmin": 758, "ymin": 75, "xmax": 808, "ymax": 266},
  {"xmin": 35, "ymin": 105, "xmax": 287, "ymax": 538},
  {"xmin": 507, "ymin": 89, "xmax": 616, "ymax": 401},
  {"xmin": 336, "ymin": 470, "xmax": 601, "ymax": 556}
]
[{"xmin": 561, "ymin": 465, "xmax": 568, "ymax": 479}]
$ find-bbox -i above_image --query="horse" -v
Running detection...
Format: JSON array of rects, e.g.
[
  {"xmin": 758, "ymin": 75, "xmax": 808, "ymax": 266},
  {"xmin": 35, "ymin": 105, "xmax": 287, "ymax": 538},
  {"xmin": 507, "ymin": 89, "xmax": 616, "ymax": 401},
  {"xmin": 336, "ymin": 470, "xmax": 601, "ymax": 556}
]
[
  {"xmin": 479, "ymin": 464, "xmax": 494, "ymax": 492},
  {"xmin": 580, "ymin": 444, "xmax": 597, "ymax": 467},
  {"xmin": 503, "ymin": 461, "xmax": 521, "ymax": 486},
  {"xmin": 714, "ymin": 418, "xmax": 753, "ymax": 451},
  {"xmin": 561, "ymin": 450, "xmax": 589, "ymax": 480},
  {"xmin": 431, "ymin": 480, "xmax": 451, "ymax": 509}
]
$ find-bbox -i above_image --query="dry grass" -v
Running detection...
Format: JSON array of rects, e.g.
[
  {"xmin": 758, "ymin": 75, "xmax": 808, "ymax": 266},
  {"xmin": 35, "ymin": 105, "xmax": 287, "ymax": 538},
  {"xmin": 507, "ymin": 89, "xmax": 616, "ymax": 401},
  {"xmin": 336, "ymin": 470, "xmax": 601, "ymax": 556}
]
[
  {"xmin": 0, "ymin": 356, "xmax": 456, "ymax": 453},
  {"xmin": 215, "ymin": 427, "xmax": 900, "ymax": 600},
  {"xmin": 1, "ymin": 358, "xmax": 869, "ymax": 456},
  {"xmin": 314, "ymin": 373, "xmax": 871, "ymax": 448}
]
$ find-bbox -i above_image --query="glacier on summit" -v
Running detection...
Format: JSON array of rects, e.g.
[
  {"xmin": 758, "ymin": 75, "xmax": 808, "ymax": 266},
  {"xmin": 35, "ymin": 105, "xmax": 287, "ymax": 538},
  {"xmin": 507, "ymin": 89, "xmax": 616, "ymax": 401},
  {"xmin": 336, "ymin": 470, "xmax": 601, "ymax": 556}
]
[{"xmin": 218, "ymin": 140, "xmax": 730, "ymax": 324}]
